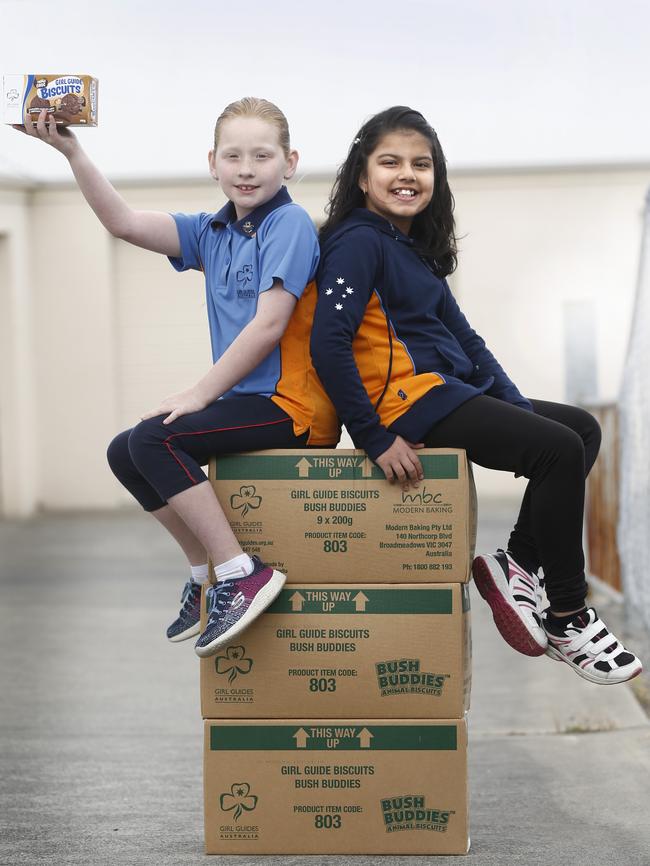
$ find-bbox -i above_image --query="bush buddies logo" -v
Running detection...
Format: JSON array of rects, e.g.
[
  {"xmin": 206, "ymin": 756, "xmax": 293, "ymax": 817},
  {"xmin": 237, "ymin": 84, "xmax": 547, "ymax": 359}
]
[
  {"xmin": 375, "ymin": 658, "xmax": 449, "ymax": 697},
  {"xmin": 213, "ymin": 645, "xmax": 254, "ymax": 703},
  {"xmin": 230, "ymin": 485, "xmax": 262, "ymax": 517},
  {"xmin": 381, "ymin": 794, "xmax": 454, "ymax": 833},
  {"xmin": 219, "ymin": 782, "xmax": 259, "ymax": 840}
]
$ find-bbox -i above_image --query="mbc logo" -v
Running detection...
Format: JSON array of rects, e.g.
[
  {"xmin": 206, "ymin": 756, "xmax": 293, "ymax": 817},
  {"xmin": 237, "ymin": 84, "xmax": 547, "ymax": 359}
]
[{"xmin": 401, "ymin": 486, "xmax": 443, "ymax": 505}]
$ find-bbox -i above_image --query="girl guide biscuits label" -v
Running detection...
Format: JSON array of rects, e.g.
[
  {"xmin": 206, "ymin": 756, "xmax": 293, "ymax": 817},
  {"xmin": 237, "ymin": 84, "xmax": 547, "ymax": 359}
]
[
  {"xmin": 199, "ymin": 583, "xmax": 471, "ymax": 720},
  {"xmin": 209, "ymin": 448, "xmax": 476, "ymax": 584},
  {"xmin": 3, "ymin": 74, "xmax": 98, "ymax": 125},
  {"xmin": 203, "ymin": 718, "xmax": 469, "ymax": 855}
]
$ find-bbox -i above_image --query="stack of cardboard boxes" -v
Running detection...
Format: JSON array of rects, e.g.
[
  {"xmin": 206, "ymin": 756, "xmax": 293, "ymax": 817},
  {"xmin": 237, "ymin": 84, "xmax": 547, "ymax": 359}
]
[{"xmin": 202, "ymin": 448, "xmax": 476, "ymax": 855}]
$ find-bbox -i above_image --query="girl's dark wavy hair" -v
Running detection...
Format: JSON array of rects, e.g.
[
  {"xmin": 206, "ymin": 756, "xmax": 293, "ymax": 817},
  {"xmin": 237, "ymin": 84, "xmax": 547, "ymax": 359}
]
[{"xmin": 320, "ymin": 106, "xmax": 458, "ymax": 276}]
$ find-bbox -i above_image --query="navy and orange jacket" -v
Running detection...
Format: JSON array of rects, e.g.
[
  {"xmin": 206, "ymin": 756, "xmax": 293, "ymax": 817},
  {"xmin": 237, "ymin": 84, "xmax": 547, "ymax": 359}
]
[{"xmin": 311, "ymin": 208, "xmax": 532, "ymax": 460}]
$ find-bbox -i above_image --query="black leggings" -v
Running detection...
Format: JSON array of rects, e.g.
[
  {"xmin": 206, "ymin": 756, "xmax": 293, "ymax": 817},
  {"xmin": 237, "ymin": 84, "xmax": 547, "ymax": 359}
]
[
  {"xmin": 107, "ymin": 395, "xmax": 311, "ymax": 512},
  {"xmin": 392, "ymin": 396, "xmax": 601, "ymax": 611}
]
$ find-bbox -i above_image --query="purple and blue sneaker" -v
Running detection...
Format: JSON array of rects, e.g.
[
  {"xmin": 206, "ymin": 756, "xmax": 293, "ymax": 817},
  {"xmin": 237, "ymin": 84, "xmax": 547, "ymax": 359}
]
[
  {"xmin": 166, "ymin": 580, "xmax": 202, "ymax": 642},
  {"xmin": 194, "ymin": 556, "xmax": 286, "ymax": 658}
]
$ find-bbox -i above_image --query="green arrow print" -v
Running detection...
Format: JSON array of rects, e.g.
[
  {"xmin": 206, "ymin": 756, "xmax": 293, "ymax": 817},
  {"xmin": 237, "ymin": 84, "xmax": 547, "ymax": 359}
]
[
  {"xmin": 213, "ymin": 454, "xmax": 459, "ymax": 481},
  {"xmin": 267, "ymin": 588, "xmax": 454, "ymax": 615},
  {"xmin": 210, "ymin": 724, "xmax": 458, "ymax": 751}
]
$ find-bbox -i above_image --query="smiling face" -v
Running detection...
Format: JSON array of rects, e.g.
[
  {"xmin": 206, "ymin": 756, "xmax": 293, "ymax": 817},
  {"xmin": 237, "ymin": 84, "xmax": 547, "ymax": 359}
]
[
  {"xmin": 209, "ymin": 116, "xmax": 298, "ymax": 220},
  {"xmin": 359, "ymin": 129, "xmax": 434, "ymax": 234}
]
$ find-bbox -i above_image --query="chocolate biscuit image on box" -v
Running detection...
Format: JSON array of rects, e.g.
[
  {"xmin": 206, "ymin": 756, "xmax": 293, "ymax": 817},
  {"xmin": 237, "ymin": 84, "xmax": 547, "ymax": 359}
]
[
  {"xmin": 28, "ymin": 94, "xmax": 52, "ymax": 116},
  {"xmin": 60, "ymin": 93, "xmax": 85, "ymax": 113},
  {"xmin": 55, "ymin": 92, "xmax": 87, "ymax": 123},
  {"xmin": 27, "ymin": 91, "xmax": 87, "ymax": 124}
]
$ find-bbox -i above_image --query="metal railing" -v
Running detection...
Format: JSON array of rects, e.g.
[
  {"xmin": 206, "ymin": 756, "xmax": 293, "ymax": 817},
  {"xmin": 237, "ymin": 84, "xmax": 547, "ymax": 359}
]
[{"xmin": 583, "ymin": 401, "xmax": 621, "ymax": 593}]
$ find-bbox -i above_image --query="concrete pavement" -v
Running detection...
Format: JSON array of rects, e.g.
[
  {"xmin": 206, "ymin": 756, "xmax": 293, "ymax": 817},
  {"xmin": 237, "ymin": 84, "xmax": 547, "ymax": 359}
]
[{"xmin": 1, "ymin": 504, "xmax": 648, "ymax": 866}]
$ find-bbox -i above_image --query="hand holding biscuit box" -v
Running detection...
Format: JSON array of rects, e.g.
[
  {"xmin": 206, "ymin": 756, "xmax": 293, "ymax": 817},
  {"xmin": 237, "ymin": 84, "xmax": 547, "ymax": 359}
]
[{"xmin": 3, "ymin": 74, "xmax": 98, "ymax": 126}]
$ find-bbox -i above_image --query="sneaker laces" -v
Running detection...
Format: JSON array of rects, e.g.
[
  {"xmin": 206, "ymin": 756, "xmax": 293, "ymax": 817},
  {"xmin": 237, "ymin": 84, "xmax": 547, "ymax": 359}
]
[
  {"xmin": 179, "ymin": 581, "xmax": 200, "ymax": 616},
  {"xmin": 206, "ymin": 580, "xmax": 236, "ymax": 621}
]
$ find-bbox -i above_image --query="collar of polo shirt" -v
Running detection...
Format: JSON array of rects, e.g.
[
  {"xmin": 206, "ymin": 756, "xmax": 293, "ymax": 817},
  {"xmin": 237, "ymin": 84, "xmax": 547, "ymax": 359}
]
[{"xmin": 210, "ymin": 186, "xmax": 293, "ymax": 237}]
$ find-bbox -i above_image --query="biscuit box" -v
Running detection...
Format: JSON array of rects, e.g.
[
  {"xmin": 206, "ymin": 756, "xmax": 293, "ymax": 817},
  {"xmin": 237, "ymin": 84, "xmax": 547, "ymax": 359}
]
[
  {"xmin": 3, "ymin": 74, "xmax": 98, "ymax": 125},
  {"xmin": 200, "ymin": 583, "xmax": 471, "ymax": 719},
  {"xmin": 208, "ymin": 448, "xmax": 476, "ymax": 583},
  {"xmin": 204, "ymin": 717, "xmax": 469, "ymax": 855}
]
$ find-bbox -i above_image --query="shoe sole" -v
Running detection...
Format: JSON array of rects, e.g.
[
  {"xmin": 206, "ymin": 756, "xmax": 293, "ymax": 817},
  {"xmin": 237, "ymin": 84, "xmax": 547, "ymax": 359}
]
[
  {"xmin": 472, "ymin": 556, "xmax": 547, "ymax": 657},
  {"xmin": 545, "ymin": 645, "xmax": 643, "ymax": 684},
  {"xmin": 194, "ymin": 570, "xmax": 286, "ymax": 658},
  {"xmin": 167, "ymin": 620, "xmax": 201, "ymax": 643}
]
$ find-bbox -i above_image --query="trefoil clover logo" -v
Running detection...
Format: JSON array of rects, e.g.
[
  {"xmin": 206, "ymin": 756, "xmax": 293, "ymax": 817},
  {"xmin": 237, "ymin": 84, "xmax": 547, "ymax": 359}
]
[
  {"xmin": 215, "ymin": 645, "xmax": 253, "ymax": 684},
  {"xmin": 237, "ymin": 263, "xmax": 254, "ymax": 284},
  {"xmin": 220, "ymin": 782, "xmax": 258, "ymax": 821},
  {"xmin": 230, "ymin": 485, "xmax": 261, "ymax": 517}
]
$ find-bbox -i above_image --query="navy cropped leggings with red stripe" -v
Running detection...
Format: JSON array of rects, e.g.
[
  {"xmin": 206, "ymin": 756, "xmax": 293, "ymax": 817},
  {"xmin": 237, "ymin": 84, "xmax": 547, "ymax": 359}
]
[{"xmin": 107, "ymin": 395, "xmax": 311, "ymax": 512}]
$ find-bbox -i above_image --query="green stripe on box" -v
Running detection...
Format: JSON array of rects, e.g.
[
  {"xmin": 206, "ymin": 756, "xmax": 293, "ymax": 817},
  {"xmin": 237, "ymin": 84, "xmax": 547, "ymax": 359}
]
[
  {"xmin": 210, "ymin": 724, "xmax": 457, "ymax": 751},
  {"xmin": 267, "ymin": 588, "xmax": 453, "ymax": 615},
  {"xmin": 213, "ymin": 454, "xmax": 459, "ymax": 481}
]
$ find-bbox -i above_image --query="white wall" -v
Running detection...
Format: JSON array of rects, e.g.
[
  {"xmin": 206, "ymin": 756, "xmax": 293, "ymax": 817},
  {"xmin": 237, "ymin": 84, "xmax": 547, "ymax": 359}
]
[
  {"xmin": 1, "ymin": 166, "xmax": 648, "ymax": 513},
  {"xmin": 453, "ymin": 168, "xmax": 646, "ymax": 402},
  {"xmin": 451, "ymin": 167, "xmax": 649, "ymax": 496},
  {"xmin": 0, "ymin": 184, "xmax": 38, "ymax": 517}
]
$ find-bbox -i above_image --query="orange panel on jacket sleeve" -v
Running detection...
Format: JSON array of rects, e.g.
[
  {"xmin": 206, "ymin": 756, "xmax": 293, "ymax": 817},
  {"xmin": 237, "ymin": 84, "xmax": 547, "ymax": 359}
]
[{"xmin": 353, "ymin": 291, "xmax": 445, "ymax": 428}]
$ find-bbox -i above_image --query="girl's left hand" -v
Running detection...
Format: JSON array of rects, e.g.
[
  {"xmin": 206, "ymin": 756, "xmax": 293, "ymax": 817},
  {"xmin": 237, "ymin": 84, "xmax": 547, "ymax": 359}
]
[
  {"xmin": 142, "ymin": 386, "xmax": 209, "ymax": 425},
  {"xmin": 375, "ymin": 435, "xmax": 425, "ymax": 490}
]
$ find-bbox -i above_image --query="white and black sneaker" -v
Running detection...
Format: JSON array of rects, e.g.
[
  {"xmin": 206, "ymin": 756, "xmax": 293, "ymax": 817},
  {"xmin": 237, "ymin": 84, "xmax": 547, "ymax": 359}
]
[
  {"xmin": 544, "ymin": 607, "xmax": 643, "ymax": 684},
  {"xmin": 472, "ymin": 549, "xmax": 547, "ymax": 656}
]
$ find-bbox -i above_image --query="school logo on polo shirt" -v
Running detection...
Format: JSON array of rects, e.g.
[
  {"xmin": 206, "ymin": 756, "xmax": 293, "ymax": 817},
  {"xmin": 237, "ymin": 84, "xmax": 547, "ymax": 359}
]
[{"xmin": 237, "ymin": 263, "xmax": 256, "ymax": 299}]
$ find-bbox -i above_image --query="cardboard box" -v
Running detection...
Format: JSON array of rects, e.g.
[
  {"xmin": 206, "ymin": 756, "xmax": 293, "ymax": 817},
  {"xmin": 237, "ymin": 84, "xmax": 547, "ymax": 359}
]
[
  {"xmin": 3, "ymin": 74, "xmax": 98, "ymax": 125},
  {"xmin": 200, "ymin": 583, "xmax": 471, "ymax": 719},
  {"xmin": 209, "ymin": 448, "xmax": 476, "ymax": 583},
  {"xmin": 204, "ymin": 717, "xmax": 469, "ymax": 855}
]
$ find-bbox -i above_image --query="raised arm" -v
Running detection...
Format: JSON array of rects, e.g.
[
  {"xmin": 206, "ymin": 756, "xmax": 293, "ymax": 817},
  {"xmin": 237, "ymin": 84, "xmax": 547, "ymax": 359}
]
[{"xmin": 14, "ymin": 110, "xmax": 180, "ymax": 256}]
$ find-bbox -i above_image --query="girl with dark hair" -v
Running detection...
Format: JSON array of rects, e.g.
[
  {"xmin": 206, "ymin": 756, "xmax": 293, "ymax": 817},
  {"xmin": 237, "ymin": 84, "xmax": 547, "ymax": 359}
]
[{"xmin": 311, "ymin": 106, "xmax": 642, "ymax": 685}]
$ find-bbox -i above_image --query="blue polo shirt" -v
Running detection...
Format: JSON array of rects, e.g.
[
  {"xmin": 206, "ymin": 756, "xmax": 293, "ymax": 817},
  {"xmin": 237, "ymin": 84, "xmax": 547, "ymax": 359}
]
[{"xmin": 168, "ymin": 186, "xmax": 319, "ymax": 399}]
